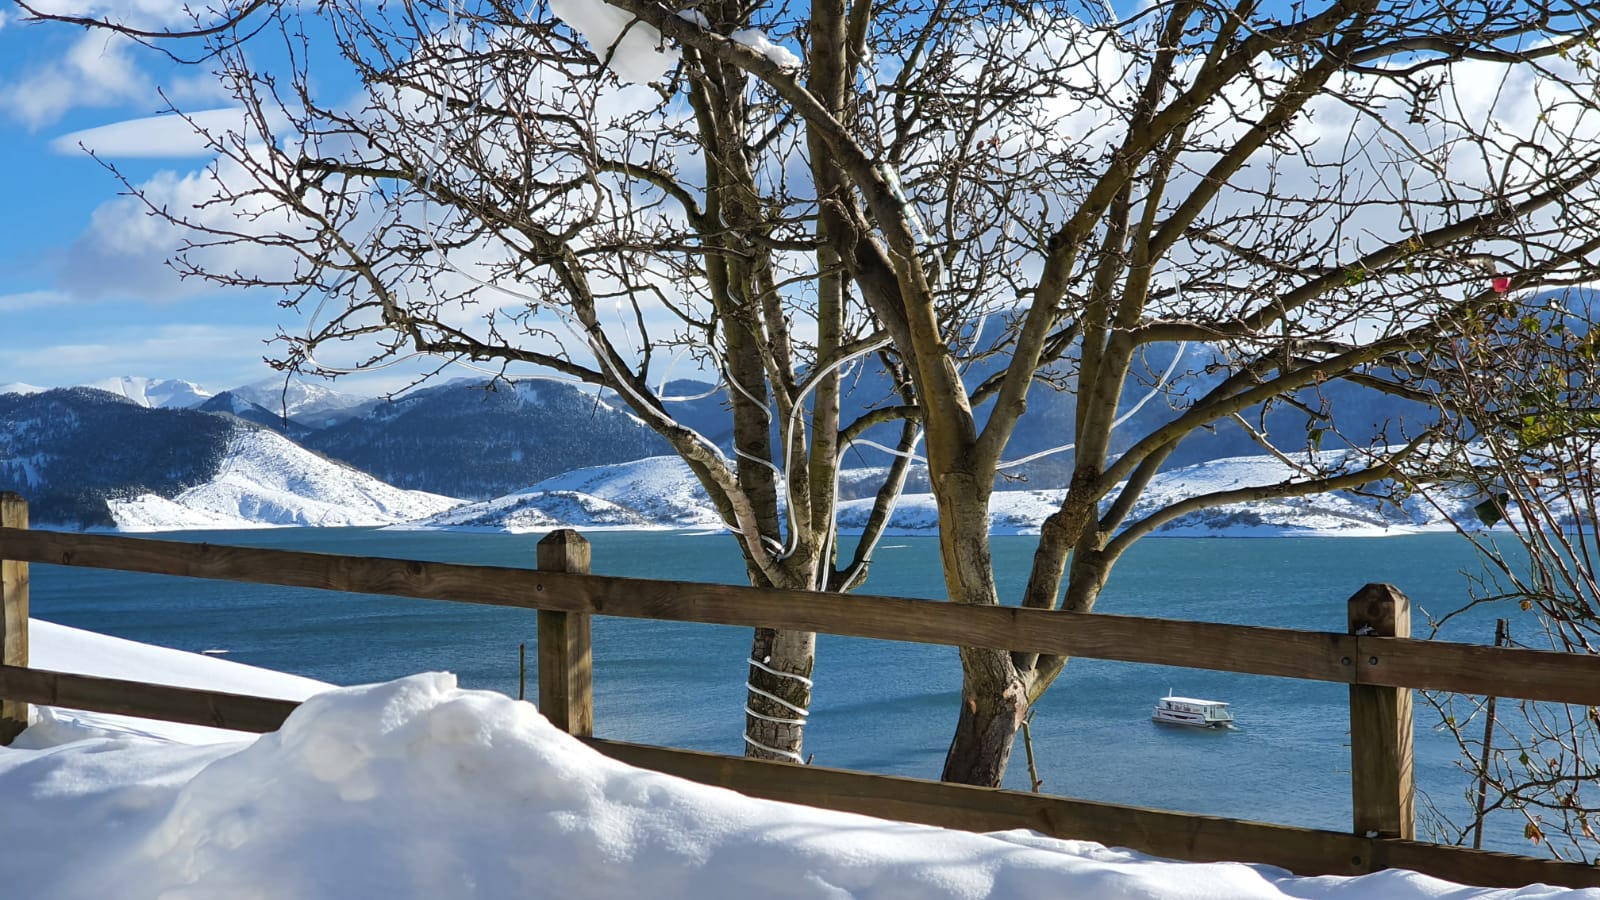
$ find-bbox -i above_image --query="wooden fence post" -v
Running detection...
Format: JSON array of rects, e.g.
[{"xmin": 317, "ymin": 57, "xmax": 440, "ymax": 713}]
[
  {"xmin": 1348, "ymin": 582, "xmax": 1415, "ymax": 840},
  {"xmin": 536, "ymin": 529, "xmax": 593, "ymax": 737},
  {"xmin": 1, "ymin": 493, "xmax": 29, "ymax": 744}
]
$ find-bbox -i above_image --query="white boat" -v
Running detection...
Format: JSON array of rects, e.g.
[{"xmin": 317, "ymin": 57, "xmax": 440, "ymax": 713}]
[{"xmin": 1151, "ymin": 694, "xmax": 1234, "ymax": 728}]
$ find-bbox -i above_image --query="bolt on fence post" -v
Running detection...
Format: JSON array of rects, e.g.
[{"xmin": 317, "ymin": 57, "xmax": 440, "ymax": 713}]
[
  {"xmin": 1348, "ymin": 582, "xmax": 1415, "ymax": 842},
  {"xmin": 1, "ymin": 493, "xmax": 29, "ymax": 745},
  {"xmin": 536, "ymin": 529, "xmax": 593, "ymax": 738}
]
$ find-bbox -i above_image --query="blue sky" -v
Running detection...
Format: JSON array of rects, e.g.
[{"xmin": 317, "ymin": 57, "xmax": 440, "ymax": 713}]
[{"xmin": 0, "ymin": 7, "xmax": 342, "ymax": 394}]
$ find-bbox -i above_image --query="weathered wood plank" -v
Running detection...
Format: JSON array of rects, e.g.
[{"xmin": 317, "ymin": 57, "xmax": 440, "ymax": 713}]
[
  {"xmin": 0, "ymin": 495, "xmax": 28, "ymax": 744},
  {"xmin": 0, "ymin": 665, "xmax": 299, "ymax": 733},
  {"xmin": 0, "ymin": 527, "xmax": 1354, "ymax": 682},
  {"xmin": 537, "ymin": 530, "xmax": 593, "ymax": 737},
  {"xmin": 6, "ymin": 527, "xmax": 1600, "ymax": 704},
  {"xmin": 582, "ymin": 739, "xmax": 1600, "ymax": 890},
  {"xmin": 1348, "ymin": 584, "xmax": 1416, "ymax": 840},
  {"xmin": 1355, "ymin": 636, "xmax": 1600, "ymax": 703}
]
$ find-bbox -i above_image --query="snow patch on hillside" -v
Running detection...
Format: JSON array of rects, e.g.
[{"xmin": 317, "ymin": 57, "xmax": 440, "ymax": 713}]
[
  {"xmin": 408, "ymin": 455, "xmax": 724, "ymax": 532},
  {"xmin": 0, "ymin": 382, "xmax": 46, "ymax": 396},
  {"xmin": 109, "ymin": 428, "xmax": 462, "ymax": 530}
]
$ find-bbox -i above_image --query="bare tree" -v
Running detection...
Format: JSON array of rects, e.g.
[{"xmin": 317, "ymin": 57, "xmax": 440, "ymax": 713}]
[
  {"xmin": 28, "ymin": 0, "xmax": 1600, "ymax": 786},
  {"xmin": 1414, "ymin": 287, "xmax": 1600, "ymax": 861}
]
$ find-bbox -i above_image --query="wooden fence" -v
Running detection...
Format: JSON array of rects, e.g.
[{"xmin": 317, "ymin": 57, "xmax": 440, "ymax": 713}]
[{"xmin": 1, "ymin": 492, "xmax": 1598, "ymax": 889}]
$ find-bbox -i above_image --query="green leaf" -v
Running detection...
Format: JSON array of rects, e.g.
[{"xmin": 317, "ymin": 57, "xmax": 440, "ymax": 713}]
[{"xmin": 1474, "ymin": 493, "xmax": 1510, "ymax": 527}]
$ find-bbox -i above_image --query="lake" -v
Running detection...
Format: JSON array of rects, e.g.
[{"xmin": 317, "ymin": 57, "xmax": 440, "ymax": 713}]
[{"xmin": 24, "ymin": 527, "xmax": 1535, "ymax": 852}]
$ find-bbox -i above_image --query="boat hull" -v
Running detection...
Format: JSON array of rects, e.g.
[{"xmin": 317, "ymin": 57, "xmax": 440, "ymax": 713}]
[{"xmin": 1151, "ymin": 711, "xmax": 1231, "ymax": 728}]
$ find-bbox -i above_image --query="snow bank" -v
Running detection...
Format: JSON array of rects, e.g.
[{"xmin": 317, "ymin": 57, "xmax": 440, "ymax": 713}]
[
  {"xmin": 2, "ymin": 670, "xmax": 1590, "ymax": 898},
  {"xmin": 24, "ymin": 619, "xmax": 330, "ymax": 745}
]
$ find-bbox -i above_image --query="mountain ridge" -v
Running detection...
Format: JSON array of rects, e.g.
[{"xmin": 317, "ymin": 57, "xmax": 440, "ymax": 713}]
[{"xmin": 0, "ymin": 375, "xmax": 1469, "ymax": 536}]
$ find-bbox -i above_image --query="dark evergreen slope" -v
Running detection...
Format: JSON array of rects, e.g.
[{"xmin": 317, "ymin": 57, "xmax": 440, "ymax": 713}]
[
  {"xmin": 0, "ymin": 388, "xmax": 238, "ymax": 527},
  {"xmin": 300, "ymin": 380, "xmax": 668, "ymax": 499},
  {"xmin": 197, "ymin": 391, "xmax": 315, "ymax": 441}
]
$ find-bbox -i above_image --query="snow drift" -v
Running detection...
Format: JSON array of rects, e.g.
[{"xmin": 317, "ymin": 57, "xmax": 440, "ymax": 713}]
[{"xmin": 2, "ymin": 667, "xmax": 1590, "ymax": 899}]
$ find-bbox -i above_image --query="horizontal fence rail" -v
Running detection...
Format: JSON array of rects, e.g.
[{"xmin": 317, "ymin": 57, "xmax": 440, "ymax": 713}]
[
  {"xmin": 4, "ymin": 517, "xmax": 1600, "ymax": 890},
  {"xmin": 0, "ymin": 664, "xmax": 300, "ymax": 733},
  {"xmin": 0, "ymin": 662, "xmax": 1588, "ymax": 890},
  {"xmin": 5, "ymin": 526, "xmax": 1600, "ymax": 705}
]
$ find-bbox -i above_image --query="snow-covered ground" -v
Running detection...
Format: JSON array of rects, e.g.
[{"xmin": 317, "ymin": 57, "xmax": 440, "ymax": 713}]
[
  {"xmin": 4, "ymin": 620, "xmax": 1590, "ymax": 898},
  {"xmin": 108, "ymin": 428, "xmax": 462, "ymax": 530}
]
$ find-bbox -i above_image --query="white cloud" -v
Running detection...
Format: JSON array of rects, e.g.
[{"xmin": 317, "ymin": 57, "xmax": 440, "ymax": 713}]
[
  {"xmin": 0, "ymin": 290, "xmax": 73, "ymax": 312},
  {"xmin": 60, "ymin": 154, "xmax": 314, "ymax": 300},
  {"xmin": 0, "ymin": 31, "xmax": 152, "ymax": 129},
  {"xmin": 0, "ymin": 324, "xmax": 275, "ymax": 377},
  {"xmin": 51, "ymin": 106, "xmax": 270, "ymax": 158}
]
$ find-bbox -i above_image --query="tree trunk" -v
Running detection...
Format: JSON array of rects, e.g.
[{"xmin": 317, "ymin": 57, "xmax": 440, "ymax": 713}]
[
  {"xmin": 941, "ymin": 645, "xmax": 1029, "ymax": 786},
  {"xmin": 744, "ymin": 626, "xmax": 816, "ymax": 762}
]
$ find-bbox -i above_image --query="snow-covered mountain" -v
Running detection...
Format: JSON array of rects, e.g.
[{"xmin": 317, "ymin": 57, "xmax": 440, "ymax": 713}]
[
  {"xmin": 299, "ymin": 379, "xmax": 669, "ymax": 499},
  {"xmin": 228, "ymin": 377, "xmax": 375, "ymax": 426},
  {"xmin": 195, "ymin": 392, "xmax": 315, "ymax": 440},
  {"xmin": 4, "ymin": 374, "xmax": 367, "ymax": 422},
  {"xmin": 81, "ymin": 376, "xmax": 213, "ymax": 409},
  {"xmin": 0, "ymin": 373, "xmax": 1468, "ymax": 535},
  {"xmin": 0, "ymin": 388, "xmax": 459, "ymax": 529},
  {"xmin": 407, "ymin": 456, "xmax": 725, "ymax": 531},
  {"xmin": 109, "ymin": 428, "xmax": 460, "ymax": 530}
]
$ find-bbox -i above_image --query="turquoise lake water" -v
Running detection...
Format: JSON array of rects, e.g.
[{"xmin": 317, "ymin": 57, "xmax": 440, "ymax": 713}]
[{"xmin": 25, "ymin": 528, "xmax": 1538, "ymax": 852}]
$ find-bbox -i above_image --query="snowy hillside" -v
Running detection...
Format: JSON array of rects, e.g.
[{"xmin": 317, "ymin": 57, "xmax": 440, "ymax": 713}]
[
  {"xmin": 408, "ymin": 455, "xmax": 725, "ymax": 531},
  {"xmin": 419, "ymin": 453, "xmax": 1465, "ymax": 538},
  {"xmin": 108, "ymin": 428, "xmax": 462, "ymax": 530},
  {"xmin": 0, "ymin": 382, "xmax": 46, "ymax": 396},
  {"xmin": 840, "ymin": 454, "xmax": 1460, "ymax": 537}
]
